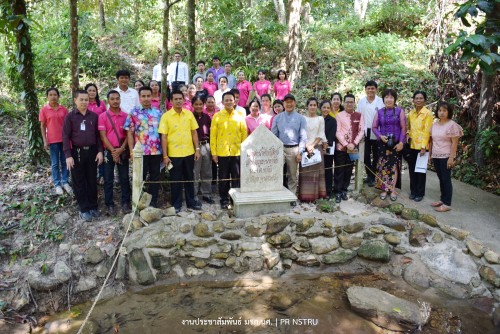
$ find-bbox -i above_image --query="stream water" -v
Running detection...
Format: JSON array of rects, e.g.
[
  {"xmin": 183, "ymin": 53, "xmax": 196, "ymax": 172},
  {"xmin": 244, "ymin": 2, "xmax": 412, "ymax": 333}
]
[{"xmin": 33, "ymin": 272, "xmax": 494, "ymax": 334}]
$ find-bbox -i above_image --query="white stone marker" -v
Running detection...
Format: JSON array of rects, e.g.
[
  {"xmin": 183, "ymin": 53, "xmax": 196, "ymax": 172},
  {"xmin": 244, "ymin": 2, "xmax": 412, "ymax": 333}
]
[{"xmin": 229, "ymin": 124, "xmax": 297, "ymax": 218}]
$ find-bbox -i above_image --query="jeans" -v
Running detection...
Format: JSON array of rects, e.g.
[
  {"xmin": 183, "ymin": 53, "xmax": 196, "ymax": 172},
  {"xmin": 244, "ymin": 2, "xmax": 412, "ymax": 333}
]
[
  {"xmin": 103, "ymin": 150, "xmax": 130, "ymax": 207},
  {"xmin": 49, "ymin": 142, "xmax": 68, "ymax": 187}
]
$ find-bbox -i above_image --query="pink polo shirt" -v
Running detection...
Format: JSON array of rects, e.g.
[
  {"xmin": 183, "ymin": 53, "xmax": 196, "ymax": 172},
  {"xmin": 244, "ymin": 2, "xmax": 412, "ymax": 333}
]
[
  {"xmin": 151, "ymin": 97, "xmax": 160, "ymax": 109},
  {"xmin": 97, "ymin": 109, "xmax": 128, "ymax": 148},
  {"xmin": 203, "ymin": 106, "xmax": 219, "ymax": 119},
  {"xmin": 254, "ymin": 80, "xmax": 271, "ymax": 97},
  {"xmin": 183, "ymin": 99, "xmax": 193, "ymax": 112},
  {"xmin": 88, "ymin": 101, "xmax": 106, "ymax": 115},
  {"xmin": 39, "ymin": 104, "xmax": 69, "ymax": 144},
  {"xmin": 273, "ymin": 80, "xmax": 291, "ymax": 101},
  {"xmin": 237, "ymin": 80, "xmax": 253, "ymax": 107},
  {"xmin": 245, "ymin": 114, "xmax": 267, "ymax": 134},
  {"xmin": 203, "ymin": 81, "xmax": 218, "ymax": 96}
]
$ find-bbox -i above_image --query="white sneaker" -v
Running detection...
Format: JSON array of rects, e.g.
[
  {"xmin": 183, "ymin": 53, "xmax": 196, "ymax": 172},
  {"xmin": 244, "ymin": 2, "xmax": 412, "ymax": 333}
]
[
  {"xmin": 55, "ymin": 186, "xmax": 64, "ymax": 195},
  {"xmin": 62, "ymin": 183, "xmax": 73, "ymax": 194}
]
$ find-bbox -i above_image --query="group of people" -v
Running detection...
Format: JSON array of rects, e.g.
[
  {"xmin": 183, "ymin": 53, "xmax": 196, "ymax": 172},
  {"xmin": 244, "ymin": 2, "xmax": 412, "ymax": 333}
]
[{"xmin": 40, "ymin": 59, "xmax": 462, "ymax": 221}]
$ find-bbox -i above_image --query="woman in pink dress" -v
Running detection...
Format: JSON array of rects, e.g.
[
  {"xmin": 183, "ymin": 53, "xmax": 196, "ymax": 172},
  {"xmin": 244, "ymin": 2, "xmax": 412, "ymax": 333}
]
[
  {"xmin": 429, "ymin": 101, "xmax": 463, "ymax": 212},
  {"xmin": 149, "ymin": 80, "xmax": 161, "ymax": 109},
  {"xmin": 202, "ymin": 72, "xmax": 218, "ymax": 96},
  {"xmin": 253, "ymin": 69, "xmax": 271, "ymax": 102},
  {"xmin": 273, "ymin": 70, "xmax": 291, "ymax": 101}
]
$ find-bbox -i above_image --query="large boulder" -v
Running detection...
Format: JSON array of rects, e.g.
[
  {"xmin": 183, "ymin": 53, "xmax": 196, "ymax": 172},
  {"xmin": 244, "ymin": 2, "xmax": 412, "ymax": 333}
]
[
  {"xmin": 310, "ymin": 236, "xmax": 339, "ymax": 254},
  {"xmin": 321, "ymin": 249, "xmax": 357, "ymax": 264},
  {"xmin": 128, "ymin": 249, "xmax": 155, "ymax": 285},
  {"xmin": 193, "ymin": 222, "xmax": 214, "ymax": 238},
  {"xmin": 357, "ymin": 240, "xmax": 390, "ymax": 262},
  {"xmin": 265, "ymin": 216, "xmax": 291, "ymax": 235},
  {"xmin": 409, "ymin": 224, "xmax": 432, "ymax": 247},
  {"xmin": 139, "ymin": 207, "xmax": 163, "ymax": 223}
]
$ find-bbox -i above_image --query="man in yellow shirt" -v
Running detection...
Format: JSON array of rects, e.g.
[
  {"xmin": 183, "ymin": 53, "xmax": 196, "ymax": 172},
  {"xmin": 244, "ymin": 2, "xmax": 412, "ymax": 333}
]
[
  {"xmin": 210, "ymin": 91, "xmax": 248, "ymax": 208},
  {"xmin": 159, "ymin": 90, "xmax": 201, "ymax": 213}
]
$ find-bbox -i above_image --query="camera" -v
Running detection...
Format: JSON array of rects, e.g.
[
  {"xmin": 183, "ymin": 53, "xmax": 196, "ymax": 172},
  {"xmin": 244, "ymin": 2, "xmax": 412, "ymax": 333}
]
[{"xmin": 386, "ymin": 133, "xmax": 394, "ymax": 147}]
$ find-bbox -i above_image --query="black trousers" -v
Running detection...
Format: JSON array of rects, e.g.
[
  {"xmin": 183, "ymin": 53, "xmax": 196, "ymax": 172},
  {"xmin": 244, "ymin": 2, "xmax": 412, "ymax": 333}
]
[
  {"xmin": 71, "ymin": 146, "xmax": 98, "ymax": 213},
  {"xmin": 143, "ymin": 155, "xmax": 162, "ymax": 207},
  {"xmin": 333, "ymin": 150, "xmax": 354, "ymax": 194},
  {"xmin": 324, "ymin": 154, "xmax": 334, "ymax": 196},
  {"xmin": 218, "ymin": 156, "xmax": 240, "ymax": 203},
  {"xmin": 169, "ymin": 155, "xmax": 196, "ymax": 210},
  {"xmin": 433, "ymin": 158, "xmax": 453, "ymax": 206},
  {"xmin": 103, "ymin": 150, "xmax": 130, "ymax": 207},
  {"xmin": 407, "ymin": 148, "xmax": 427, "ymax": 197},
  {"xmin": 364, "ymin": 132, "xmax": 378, "ymax": 181}
]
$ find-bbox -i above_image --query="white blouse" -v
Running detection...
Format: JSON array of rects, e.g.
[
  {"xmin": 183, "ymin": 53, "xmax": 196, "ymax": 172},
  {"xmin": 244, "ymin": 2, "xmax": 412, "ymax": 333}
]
[{"xmin": 305, "ymin": 115, "xmax": 327, "ymax": 145}]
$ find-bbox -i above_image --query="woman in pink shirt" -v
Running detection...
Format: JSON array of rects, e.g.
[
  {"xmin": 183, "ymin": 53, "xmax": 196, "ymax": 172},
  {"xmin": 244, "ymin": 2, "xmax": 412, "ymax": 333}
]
[
  {"xmin": 245, "ymin": 100, "xmax": 266, "ymax": 134},
  {"xmin": 429, "ymin": 101, "xmax": 463, "ymax": 212},
  {"xmin": 236, "ymin": 71, "xmax": 253, "ymax": 108},
  {"xmin": 204, "ymin": 96, "xmax": 219, "ymax": 118},
  {"xmin": 273, "ymin": 70, "xmax": 291, "ymax": 101},
  {"xmin": 85, "ymin": 83, "xmax": 106, "ymax": 115},
  {"xmin": 203, "ymin": 72, "xmax": 218, "ymax": 96},
  {"xmin": 149, "ymin": 80, "xmax": 161, "ymax": 109},
  {"xmin": 253, "ymin": 69, "xmax": 271, "ymax": 102}
]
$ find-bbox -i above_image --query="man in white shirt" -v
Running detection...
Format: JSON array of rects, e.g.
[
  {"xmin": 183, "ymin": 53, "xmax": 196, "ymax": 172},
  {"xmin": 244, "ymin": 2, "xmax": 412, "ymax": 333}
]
[
  {"xmin": 167, "ymin": 52, "xmax": 189, "ymax": 93},
  {"xmin": 115, "ymin": 69, "xmax": 140, "ymax": 114},
  {"xmin": 152, "ymin": 56, "xmax": 162, "ymax": 81},
  {"xmin": 223, "ymin": 61, "xmax": 236, "ymax": 89},
  {"xmin": 357, "ymin": 80, "xmax": 385, "ymax": 187}
]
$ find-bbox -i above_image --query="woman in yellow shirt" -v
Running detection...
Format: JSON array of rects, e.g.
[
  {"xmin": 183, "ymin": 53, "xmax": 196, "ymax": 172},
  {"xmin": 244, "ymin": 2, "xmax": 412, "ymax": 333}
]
[{"xmin": 406, "ymin": 91, "xmax": 434, "ymax": 202}]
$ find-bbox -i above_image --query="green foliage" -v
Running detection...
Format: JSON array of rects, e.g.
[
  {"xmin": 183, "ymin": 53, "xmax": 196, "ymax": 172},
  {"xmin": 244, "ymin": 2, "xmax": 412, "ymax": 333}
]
[{"xmin": 478, "ymin": 125, "xmax": 500, "ymax": 158}]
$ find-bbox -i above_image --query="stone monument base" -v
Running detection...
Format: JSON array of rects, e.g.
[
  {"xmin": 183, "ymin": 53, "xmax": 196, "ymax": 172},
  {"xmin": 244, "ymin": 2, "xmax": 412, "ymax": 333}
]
[{"xmin": 229, "ymin": 187, "xmax": 297, "ymax": 218}]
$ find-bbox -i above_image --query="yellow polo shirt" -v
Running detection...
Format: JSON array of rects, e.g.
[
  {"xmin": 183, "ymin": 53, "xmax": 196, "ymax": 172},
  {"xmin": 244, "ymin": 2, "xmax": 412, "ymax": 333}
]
[
  {"xmin": 158, "ymin": 108, "xmax": 199, "ymax": 157},
  {"xmin": 210, "ymin": 109, "xmax": 248, "ymax": 157},
  {"xmin": 407, "ymin": 106, "xmax": 434, "ymax": 150}
]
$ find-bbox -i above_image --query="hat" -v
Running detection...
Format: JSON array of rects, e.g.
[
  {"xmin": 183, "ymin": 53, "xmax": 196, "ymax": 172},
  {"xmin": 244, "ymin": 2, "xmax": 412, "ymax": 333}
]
[{"xmin": 283, "ymin": 94, "xmax": 295, "ymax": 101}]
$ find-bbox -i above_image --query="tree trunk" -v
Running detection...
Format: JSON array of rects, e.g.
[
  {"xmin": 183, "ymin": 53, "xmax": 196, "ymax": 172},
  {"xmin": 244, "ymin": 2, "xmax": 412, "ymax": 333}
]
[
  {"xmin": 98, "ymin": 0, "xmax": 106, "ymax": 30},
  {"xmin": 69, "ymin": 0, "xmax": 78, "ymax": 96},
  {"xmin": 187, "ymin": 0, "xmax": 196, "ymax": 74},
  {"xmin": 161, "ymin": 0, "xmax": 171, "ymax": 110},
  {"xmin": 287, "ymin": 0, "xmax": 302, "ymax": 88},
  {"xmin": 273, "ymin": 0, "xmax": 286, "ymax": 25},
  {"xmin": 135, "ymin": 0, "xmax": 140, "ymax": 27},
  {"xmin": 11, "ymin": 0, "xmax": 44, "ymax": 164},
  {"xmin": 354, "ymin": 0, "xmax": 369, "ymax": 20}
]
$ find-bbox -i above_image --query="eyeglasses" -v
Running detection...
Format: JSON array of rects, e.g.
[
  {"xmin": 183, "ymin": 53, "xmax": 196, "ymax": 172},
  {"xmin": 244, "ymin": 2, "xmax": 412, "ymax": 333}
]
[{"xmin": 344, "ymin": 101, "xmax": 355, "ymax": 104}]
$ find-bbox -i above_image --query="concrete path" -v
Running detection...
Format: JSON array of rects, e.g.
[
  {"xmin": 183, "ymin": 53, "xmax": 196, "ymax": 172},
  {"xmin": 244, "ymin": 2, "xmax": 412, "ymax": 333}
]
[{"xmin": 398, "ymin": 168, "xmax": 500, "ymax": 254}]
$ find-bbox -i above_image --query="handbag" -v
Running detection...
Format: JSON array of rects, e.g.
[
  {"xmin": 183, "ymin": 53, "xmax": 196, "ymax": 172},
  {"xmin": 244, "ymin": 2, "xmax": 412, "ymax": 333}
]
[
  {"xmin": 301, "ymin": 149, "xmax": 322, "ymax": 167},
  {"xmin": 402, "ymin": 139, "xmax": 412, "ymax": 162},
  {"xmin": 106, "ymin": 111, "xmax": 130, "ymax": 161},
  {"xmin": 347, "ymin": 147, "xmax": 359, "ymax": 161}
]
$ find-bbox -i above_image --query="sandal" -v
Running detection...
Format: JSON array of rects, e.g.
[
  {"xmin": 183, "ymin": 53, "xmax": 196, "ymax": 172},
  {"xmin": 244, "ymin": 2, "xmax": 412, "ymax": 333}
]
[
  {"xmin": 379, "ymin": 192, "xmax": 387, "ymax": 200},
  {"xmin": 434, "ymin": 205, "xmax": 451, "ymax": 212},
  {"xmin": 390, "ymin": 193, "xmax": 398, "ymax": 201},
  {"xmin": 431, "ymin": 201, "xmax": 443, "ymax": 207}
]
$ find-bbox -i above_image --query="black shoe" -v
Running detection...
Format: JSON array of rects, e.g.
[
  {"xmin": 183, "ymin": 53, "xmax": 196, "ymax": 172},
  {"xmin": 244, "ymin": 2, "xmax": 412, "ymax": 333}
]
[
  {"xmin": 341, "ymin": 192, "xmax": 348, "ymax": 201},
  {"xmin": 414, "ymin": 196, "xmax": 423, "ymax": 202},
  {"xmin": 106, "ymin": 205, "xmax": 116, "ymax": 216},
  {"xmin": 335, "ymin": 195, "xmax": 342, "ymax": 203},
  {"xmin": 290, "ymin": 201, "xmax": 297, "ymax": 207},
  {"xmin": 175, "ymin": 207, "xmax": 181, "ymax": 214},
  {"xmin": 220, "ymin": 201, "xmax": 229, "ymax": 209},
  {"xmin": 367, "ymin": 180, "xmax": 375, "ymax": 187},
  {"xmin": 121, "ymin": 203, "xmax": 131, "ymax": 214},
  {"xmin": 409, "ymin": 194, "xmax": 416, "ymax": 200},
  {"xmin": 202, "ymin": 196, "xmax": 215, "ymax": 204},
  {"xmin": 89, "ymin": 209, "xmax": 100, "ymax": 218},
  {"xmin": 188, "ymin": 202, "xmax": 202, "ymax": 210},
  {"xmin": 79, "ymin": 211, "xmax": 93, "ymax": 222}
]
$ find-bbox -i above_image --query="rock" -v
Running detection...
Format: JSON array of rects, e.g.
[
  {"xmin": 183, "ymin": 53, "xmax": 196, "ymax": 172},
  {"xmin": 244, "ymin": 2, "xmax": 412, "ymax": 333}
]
[
  {"xmin": 403, "ymin": 260, "xmax": 434, "ymax": 289},
  {"xmin": 54, "ymin": 261, "xmax": 72, "ymax": 283},
  {"xmin": 191, "ymin": 248, "xmax": 211, "ymax": 259},
  {"xmin": 146, "ymin": 233, "xmax": 176, "ymax": 248},
  {"xmin": 296, "ymin": 254, "xmax": 320, "ymax": 267},
  {"xmin": 479, "ymin": 266, "xmax": 500, "ymax": 287},
  {"xmin": 262, "ymin": 244, "xmax": 280, "ymax": 269},
  {"xmin": 233, "ymin": 258, "xmax": 249, "ymax": 273},
  {"xmin": 212, "ymin": 253, "xmax": 229, "ymax": 259},
  {"xmin": 128, "ymin": 249, "xmax": 155, "ymax": 285},
  {"xmin": 53, "ymin": 212, "xmax": 71, "ymax": 226},
  {"xmin": 188, "ymin": 239, "xmax": 217, "ymax": 247},
  {"xmin": 194, "ymin": 260, "xmax": 207, "ymax": 268},
  {"xmin": 241, "ymin": 242, "xmax": 260, "ymax": 251},
  {"xmin": 115, "ymin": 254, "xmax": 127, "ymax": 280},
  {"xmin": 266, "ymin": 233, "xmax": 292, "ymax": 247},
  {"xmin": 186, "ymin": 267, "xmax": 204, "ymax": 277},
  {"xmin": 213, "ymin": 222, "xmax": 225, "ymax": 233},
  {"xmin": 362, "ymin": 187, "xmax": 380, "ymax": 201},
  {"xmin": 180, "ymin": 224, "xmax": 191, "ymax": 233},
  {"xmin": 295, "ymin": 218, "xmax": 315, "ymax": 232},
  {"xmin": 270, "ymin": 292, "xmax": 299, "ymax": 311},
  {"xmin": 310, "ymin": 236, "xmax": 340, "ymax": 254},
  {"xmin": 384, "ymin": 233, "xmax": 401, "ymax": 246},
  {"xmin": 244, "ymin": 223, "xmax": 264, "ymax": 237},
  {"xmin": 282, "ymin": 259, "xmax": 293, "ymax": 269},
  {"xmin": 225, "ymin": 221, "xmax": 244, "ymax": 229},
  {"xmin": 343, "ymin": 222, "xmax": 365, "ymax": 234},
  {"xmin": 321, "ymin": 249, "xmax": 357, "ymax": 264},
  {"xmin": 357, "ymin": 240, "xmax": 390, "ymax": 262},
  {"xmin": 388, "ymin": 203, "xmax": 404, "ymax": 215},
  {"xmin": 419, "ymin": 214, "xmax": 439, "ymax": 227},
  {"xmin": 439, "ymin": 224, "xmax": 470, "ymax": 240},
  {"xmin": 338, "ymin": 233, "xmax": 363, "ymax": 249},
  {"xmin": 201, "ymin": 212, "xmax": 218, "ymax": 221},
  {"xmin": 401, "ymin": 208, "xmax": 419, "ymax": 220},
  {"xmin": 484, "ymin": 250, "xmax": 500, "ymax": 264},
  {"xmin": 193, "ymin": 222, "xmax": 214, "ymax": 238},
  {"xmin": 371, "ymin": 196, "xmax": 390, "ymax": 208},
  {"xmin": 369, "ymin": 226, "xmax": 385, "ymax": 234},
  {"xmin": 292, "ymin": 237, "xmax": 311, "ymax": 252},
  {"xmin": 28, "ymin": 271, "xmax": 61, "ymax": 291},
  {"xmin": 393, "ymin": 246, "xmax": 408, "ymax": 254},
  {"xmin": 409, "ymin": 224, "xmax": 431, "ymax": 247},
  {"xmin": 248, "ymin": 258, "xmax": 263, "ymax": 272},
  {"xmin": 466, "ymin": 239, "xmax": 486, "ymax": 257},
  {"xmin": 85, "ymin": 246, "xmax": 105, "ymax": 264},
  {"xmin": 265, "ymin": 216, "xmax": 291, "ymax": 234},
  {"xmin": 420, "ymin": 243, "xmax": 479, "ymax": 285},
  {"xmin": 279, "ymin": 248, "xmax": 298, "ymax": 260},
  {"xmin": 376, "ymin": 217, "xmax": 406, "ymax": 231},
  {"xmin": 346, "ymin": 286, "xmax": 426, "ymax": 331},
  {"xmin": 208, "ymin": 259, "xmax": 225, "ymax": 268},
  {"xmin": 431, "ymin": 232, "xmax": 443, "ymax": 243},
  {"xmin": 242, "ymin": 250, "xmax": 261, "ymax": 258},
  {"xmin": 163, "ymin": 207, "xmax": 176, "ymax": 216},
  {"xmin": 220, "ymin": 232, "xmax": 241, "ymax": 240},
  {"xmin": 75, "ymin": 276, "xmax": 97, "ymax": 293},
  {"xmin": 137, "ymin": 192, "xmax": 152, "ymax": 210},
  {"xmin": 139, "ymin": 207, "xmax": 163, "ymax": 223},
  {"xmin": 225, "ymin": 256, "xmax": 237, "ymax": 267},
  {"xmin": 494, "ymin": 306, "xmax": 500, "ymax": 327},
  {"xmin": 363, "ymin": 231, "xmax": 377, "ymax": 240}
]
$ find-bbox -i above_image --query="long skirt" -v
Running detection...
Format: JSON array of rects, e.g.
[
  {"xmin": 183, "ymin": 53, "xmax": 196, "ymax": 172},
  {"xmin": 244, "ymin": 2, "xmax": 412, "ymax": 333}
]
[
  {"xmin": 298, "ymin": 146, "xmax": 327, "ymax": 202},
  {"xmin": 375, "ymin": 141, "xmax": 401, "ymax": 192}
]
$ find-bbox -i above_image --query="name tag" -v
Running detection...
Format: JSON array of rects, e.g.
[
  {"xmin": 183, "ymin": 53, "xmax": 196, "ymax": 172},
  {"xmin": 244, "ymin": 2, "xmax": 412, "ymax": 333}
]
[{"xmin": 80, "ymin": 122, "xmax": 86, "ymax": 131}]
